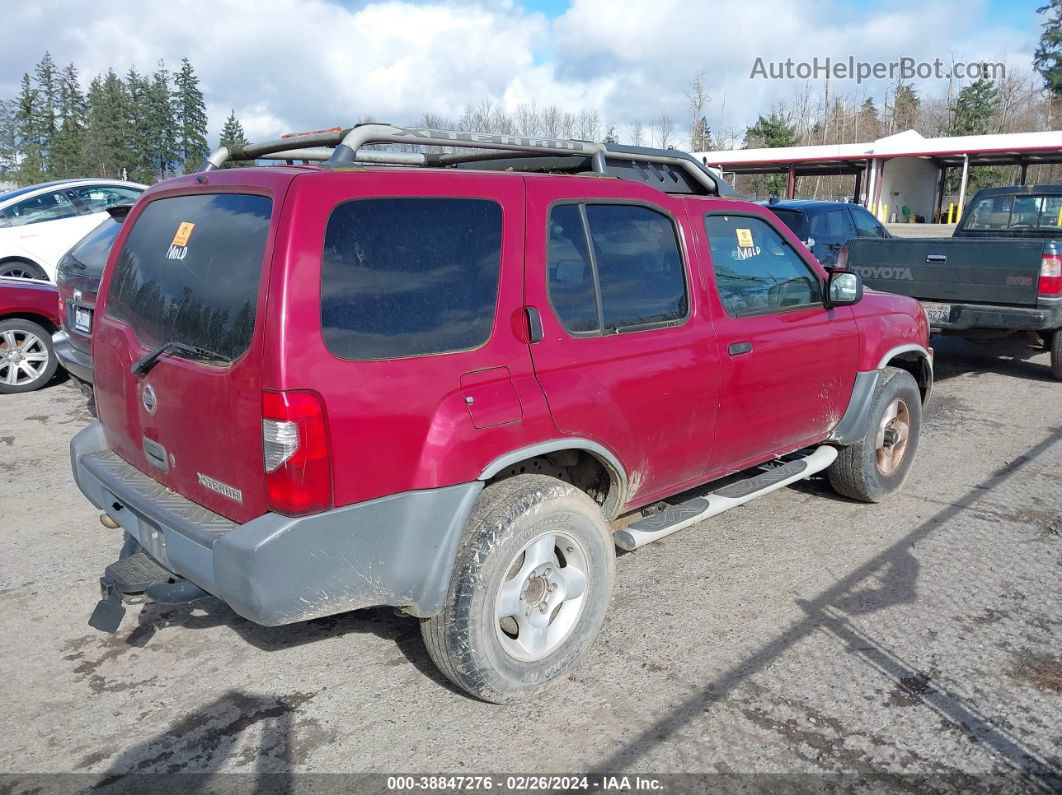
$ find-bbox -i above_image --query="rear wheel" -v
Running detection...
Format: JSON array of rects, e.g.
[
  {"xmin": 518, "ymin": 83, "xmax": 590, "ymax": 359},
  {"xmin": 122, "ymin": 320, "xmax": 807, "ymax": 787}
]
[
  {"xmin": 828, "ymin": 367, "xmax": 921, "ymax": 502},
  {"xmin": 0, "ymin": 259, "xmax": 47, "ymax": 280},
  {"xmin": 1049, "ymin": 330, "xmax": 1062, "ymax": 380},
  {"xmin": 421, "ymin": 474, "xmax": 615, "ymax": 703},
  {"xmin": 0, "ymin": 318, "xmax": 58, "ymax": 393}
]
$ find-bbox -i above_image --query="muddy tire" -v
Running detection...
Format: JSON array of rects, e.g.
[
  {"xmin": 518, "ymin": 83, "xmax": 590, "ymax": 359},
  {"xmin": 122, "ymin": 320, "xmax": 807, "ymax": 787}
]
[
  {"xmin": 1049, "ymin": 330, "xmax": 1062, "ymax": 380},
  {"xmin": 421, "ymin": 474, "xmax": 615, "ymax": 703},
  {"xmin": 828, "ymin": 367, "xmax": 921, "ymax": 503}
]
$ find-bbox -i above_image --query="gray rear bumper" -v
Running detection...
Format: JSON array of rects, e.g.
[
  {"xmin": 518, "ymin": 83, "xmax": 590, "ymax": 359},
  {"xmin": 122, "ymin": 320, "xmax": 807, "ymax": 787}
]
[
  {"xmin": 71, "ymin": 422, "xmax": 482, "ymax": 625},
  {"xmin": 53, "ymin": 330, "xmax": 93, "ymax": 385}
]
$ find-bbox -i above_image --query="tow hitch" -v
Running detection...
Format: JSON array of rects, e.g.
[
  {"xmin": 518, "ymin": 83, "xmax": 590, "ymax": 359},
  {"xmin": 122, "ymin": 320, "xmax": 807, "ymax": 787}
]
[{"xmin": 88, "ymin": 552, "xmax": 208, "ymax": 633}]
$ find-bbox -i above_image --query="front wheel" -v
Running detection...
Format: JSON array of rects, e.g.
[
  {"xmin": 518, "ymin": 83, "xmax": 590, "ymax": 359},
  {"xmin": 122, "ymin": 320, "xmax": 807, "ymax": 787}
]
[
  {"xmin": 421, "ymin": 474, "xmax": 615, "ymax": 703},
  {"xmin": 828, "ymin": 367, "xmax": 922, "ymax": 502}
]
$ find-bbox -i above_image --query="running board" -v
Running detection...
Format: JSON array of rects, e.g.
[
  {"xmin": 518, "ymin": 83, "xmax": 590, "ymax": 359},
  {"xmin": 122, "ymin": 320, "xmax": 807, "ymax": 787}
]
[{"xmin": 613, "ymin": 445, "xmax": 838, "ymax": 551}]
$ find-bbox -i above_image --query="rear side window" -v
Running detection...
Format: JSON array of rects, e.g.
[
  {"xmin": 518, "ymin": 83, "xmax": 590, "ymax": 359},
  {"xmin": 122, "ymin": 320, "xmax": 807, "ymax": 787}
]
[
  {"xmin": 0, "ymin": 190, "xmax": 78, "ymax": 226},
  {"xmin": 705, "ymin": 214, "xmax": 822, "ymax": 316},
  {"xmin": 107, "ymin": 193, "xmax": 272, "ymax": 361},
  {"xmin": 810, "ymin": 208, "xmax": 853, "ymax": 240},
  {"xmin": 58, "ymin": 213, "xmax": 124, "ymax": 281},
  {"xmin": 769, "ymin": 209, "xmax": 807, "ymax": 239},
  {"xmin": 547, "ymin": 203, "xmax": 688, "ymax": 335},
  {"xmin": 321, "ymin": 198, "xmax": 502, "ymax": 360}
]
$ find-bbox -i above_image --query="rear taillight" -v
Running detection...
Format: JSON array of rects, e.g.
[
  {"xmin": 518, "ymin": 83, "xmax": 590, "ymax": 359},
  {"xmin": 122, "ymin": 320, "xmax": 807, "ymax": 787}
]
[
  {"xmin": 835, "ymin": 246, "xmax": 848, "ymax": 269},
  {"xmin": 1039, "ymin": 253, "xmax": 1062, "ymax": 297},
  {"xmin": 262, "ymin": 390, "xmax": 332, "ymax": 516}
]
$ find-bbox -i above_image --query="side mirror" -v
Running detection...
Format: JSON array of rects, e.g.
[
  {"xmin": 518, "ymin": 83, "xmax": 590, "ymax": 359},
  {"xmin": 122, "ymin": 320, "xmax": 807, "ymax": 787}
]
[{"xmin": 827, "ymin": 270, "xmax": 863, "ymax": 307}]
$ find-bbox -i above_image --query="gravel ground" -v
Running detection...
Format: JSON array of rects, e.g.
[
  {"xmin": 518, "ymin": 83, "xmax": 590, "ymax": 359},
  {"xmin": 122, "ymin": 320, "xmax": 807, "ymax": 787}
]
[{"xmin": 0, "ymin": 335, "xmax": 1059, "ymax": 792}]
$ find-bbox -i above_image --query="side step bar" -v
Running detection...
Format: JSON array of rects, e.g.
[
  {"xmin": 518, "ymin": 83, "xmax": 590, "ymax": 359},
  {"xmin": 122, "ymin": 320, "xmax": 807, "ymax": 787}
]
[{"xmin": 614, "ymin": 445, "xmax": 838, "ymax": 551}]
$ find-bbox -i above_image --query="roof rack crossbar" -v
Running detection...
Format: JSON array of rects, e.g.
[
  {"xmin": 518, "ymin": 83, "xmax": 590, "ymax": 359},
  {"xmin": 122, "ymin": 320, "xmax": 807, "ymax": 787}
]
[{"xmin": 201, "ymin": 123, "xmax": 726, "ymax": 195}]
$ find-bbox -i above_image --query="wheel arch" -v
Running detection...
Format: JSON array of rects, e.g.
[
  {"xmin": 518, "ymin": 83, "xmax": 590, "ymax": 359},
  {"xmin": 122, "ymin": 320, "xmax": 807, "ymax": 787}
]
[
  {"xmin": 479, "ymin": 439, "xmax": 627, "ymax": 519},
  {"xmin": 0, "ymin": 312, "xmax": 58, "ymax": 334},
  {"xmin": 878, "ymin": 345, "xmax": 933, "ymax": 404}
]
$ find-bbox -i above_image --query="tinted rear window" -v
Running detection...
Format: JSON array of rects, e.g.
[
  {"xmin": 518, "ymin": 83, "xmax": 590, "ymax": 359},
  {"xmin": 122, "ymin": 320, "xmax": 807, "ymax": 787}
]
[
  {"xmin": 58, "ymin": 213, "xmax": 124, "ymax": 282},
  {"xmin": 107, "ymin": 194, "xmax": 272, "ymax": 360},
  {"xmin": 321, "ymin": 198, "xmax": 502, "ymax": 360}
]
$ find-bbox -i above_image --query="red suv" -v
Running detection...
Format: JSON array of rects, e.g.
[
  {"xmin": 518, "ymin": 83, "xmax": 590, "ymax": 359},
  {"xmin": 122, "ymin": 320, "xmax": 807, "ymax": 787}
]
[{"xmin": 72, "ymin": 124, "xmax": 932, "ymax": 702}]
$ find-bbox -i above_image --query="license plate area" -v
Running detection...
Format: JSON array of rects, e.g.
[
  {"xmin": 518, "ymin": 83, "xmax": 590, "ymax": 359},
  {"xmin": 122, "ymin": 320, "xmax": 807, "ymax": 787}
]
[
  {"xmin": 74, "ymin": 305, "xmax": 92, "ymax": 333},
  {"xmin": 921, "ymin": 301, "xmax": 952, "ymax": 325}
]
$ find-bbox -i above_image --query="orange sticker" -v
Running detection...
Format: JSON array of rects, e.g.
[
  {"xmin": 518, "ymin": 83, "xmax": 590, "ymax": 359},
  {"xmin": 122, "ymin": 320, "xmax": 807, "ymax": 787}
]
[
  {"xmin": 171, "ymin": 222, "xmax": 195, "ymax": 247},
  {"xmin": 736, "ymin": 228, "xmax": 754, "ymax": 248}
]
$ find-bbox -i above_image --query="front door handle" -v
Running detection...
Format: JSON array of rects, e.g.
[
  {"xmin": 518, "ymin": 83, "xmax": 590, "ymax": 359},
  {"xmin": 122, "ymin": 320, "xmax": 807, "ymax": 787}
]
[{"xmin": 728, "ymin": 341, "xmax": 753, "ymax": 356}]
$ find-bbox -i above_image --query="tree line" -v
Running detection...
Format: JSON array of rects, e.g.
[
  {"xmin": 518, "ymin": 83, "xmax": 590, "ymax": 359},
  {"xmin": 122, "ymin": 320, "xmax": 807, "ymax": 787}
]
[
  {"xmin": 6, "ymin": 0, "xmax": 1062, "ymax": 193},
  {"xmin": 0, "ymin": 53, "xmax": 251, "ymax": 186}
]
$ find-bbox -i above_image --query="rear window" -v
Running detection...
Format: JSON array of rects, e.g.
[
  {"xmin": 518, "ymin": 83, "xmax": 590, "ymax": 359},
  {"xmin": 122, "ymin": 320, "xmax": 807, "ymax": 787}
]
[
  {"xmin": 58, "ymin": 213, "xmax": 124, "ymax": 282},
  {"xmin": 107, "ymin": 193, "xmax": 272, "ymax": 361},
  {"xmin": 965, "ymin": 194, "xmax": 1062, "ymax": 231},
  {"xmin": 321, "ymin": 198, "xmax": 502, "ymax": 360}
]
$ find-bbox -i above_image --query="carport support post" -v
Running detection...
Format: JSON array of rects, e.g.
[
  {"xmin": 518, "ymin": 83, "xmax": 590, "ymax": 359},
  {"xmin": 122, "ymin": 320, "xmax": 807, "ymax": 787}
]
[
  {"xmin": 853, "ymin": 168, "xmax": 863, "ymax": 204},
  {"xmin": 1019, "ymin": 161, "xmax": 1028, "ymax": 185},
  {"xmin": 785, "ymin": 165, "xmax": 796, "ymax": 199},
  {"xmin": 957, "ymin": 154, "xmax": 970, "ymax": 218},
  {"xmin": 935, "ymin": 163, "xmax": 948, "ymax": 223}
]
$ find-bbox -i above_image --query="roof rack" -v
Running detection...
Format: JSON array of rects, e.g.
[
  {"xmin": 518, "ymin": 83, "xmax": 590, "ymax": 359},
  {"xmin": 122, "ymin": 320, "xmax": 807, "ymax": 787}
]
[{"xmin": 200, "ymin": 123, "xmax": 737, "ymax": 197}]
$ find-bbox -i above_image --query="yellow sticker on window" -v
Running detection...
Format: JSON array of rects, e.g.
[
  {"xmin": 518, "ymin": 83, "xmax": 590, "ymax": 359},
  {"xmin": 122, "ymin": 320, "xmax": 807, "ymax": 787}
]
[
  {"xmin": 171, "ymin": 222, "xmax": 195, "ymax": 247},
  {"xmin": 735, "ymin": 228, "xmax": 754, "ymax": 248}
]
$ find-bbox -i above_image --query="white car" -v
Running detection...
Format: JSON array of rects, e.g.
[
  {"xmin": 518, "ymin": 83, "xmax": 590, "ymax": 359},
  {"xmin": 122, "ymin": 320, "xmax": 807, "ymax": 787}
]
[{"xmin": 0, "ymin": 179, "xmax": 146, "ymax": 281}]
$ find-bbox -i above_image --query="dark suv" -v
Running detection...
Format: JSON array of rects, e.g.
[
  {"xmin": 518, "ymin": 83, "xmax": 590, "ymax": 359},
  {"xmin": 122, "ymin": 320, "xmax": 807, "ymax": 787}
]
[
  {"xmin": 763, "ymin": 199, "xmax": 890, "ymax": 266},
  {"xmin": 71, "ymin": 124, "xmax": 932, "ymax": 702}
]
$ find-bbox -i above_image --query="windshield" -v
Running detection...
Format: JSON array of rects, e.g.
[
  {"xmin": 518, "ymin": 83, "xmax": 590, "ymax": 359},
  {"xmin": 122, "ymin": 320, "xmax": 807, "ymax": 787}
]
[
  {"xmin": 106, "ymin": 193, "xmax": 272, "ymax": 361},
  {"xmin": 965, "ymin": 194, "xmax": 1062, "ymax": 232}
]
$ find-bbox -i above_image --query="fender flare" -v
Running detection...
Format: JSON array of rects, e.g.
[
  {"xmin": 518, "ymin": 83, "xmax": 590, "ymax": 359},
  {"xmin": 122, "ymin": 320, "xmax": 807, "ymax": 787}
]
[{"xmin": 479, "ymin": 438, "xmax": 628, "ymax": 518}]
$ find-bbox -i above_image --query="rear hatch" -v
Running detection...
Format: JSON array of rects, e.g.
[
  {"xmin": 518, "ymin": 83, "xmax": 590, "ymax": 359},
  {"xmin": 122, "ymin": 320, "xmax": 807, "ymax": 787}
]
[
  {"xmin": 93, "ymin": 187, "xmax": 279, "ymax": 523},
  {"xmin": 56, "ymin": 205, "xmax": 129, "ymax": 357},
  {"xmin": 844, "ymin": 237, "xmax": 1046, "ymax": 306}
]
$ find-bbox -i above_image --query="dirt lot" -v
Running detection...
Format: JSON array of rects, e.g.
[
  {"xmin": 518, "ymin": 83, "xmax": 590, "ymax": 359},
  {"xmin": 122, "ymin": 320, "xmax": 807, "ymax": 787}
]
[{"xmin": 0, "ymin": 336, "xmax": 1059, "ymax": 790}]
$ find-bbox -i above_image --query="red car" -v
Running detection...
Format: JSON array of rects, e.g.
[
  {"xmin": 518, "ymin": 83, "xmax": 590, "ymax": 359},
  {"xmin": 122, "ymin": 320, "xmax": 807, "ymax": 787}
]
[
  {"xmin": 72, "ymin": 124, "xmax": 932, "ymax": 702},
  {"xmin": 0, "ymin": 277, "xmax": 61, "ymax": 393}
]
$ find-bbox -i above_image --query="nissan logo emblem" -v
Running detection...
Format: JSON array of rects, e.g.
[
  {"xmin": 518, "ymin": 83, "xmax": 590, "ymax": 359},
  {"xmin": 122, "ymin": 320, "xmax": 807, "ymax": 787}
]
[{"xmin": 142, "ymin": 384, "xmax": 158, "ymax": 415}]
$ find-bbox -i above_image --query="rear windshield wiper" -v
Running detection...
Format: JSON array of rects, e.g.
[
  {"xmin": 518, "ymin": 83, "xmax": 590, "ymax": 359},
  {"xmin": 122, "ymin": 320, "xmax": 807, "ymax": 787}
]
[{"xmin": 131, "ymin": 341, "xmax": 230, "ymax": 377}]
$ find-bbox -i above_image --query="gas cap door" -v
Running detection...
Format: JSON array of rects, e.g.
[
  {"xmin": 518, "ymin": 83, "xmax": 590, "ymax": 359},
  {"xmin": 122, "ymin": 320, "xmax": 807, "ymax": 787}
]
[{"xmin": 459, "ymin": 366, "xmax": 523, "ymax": 429}]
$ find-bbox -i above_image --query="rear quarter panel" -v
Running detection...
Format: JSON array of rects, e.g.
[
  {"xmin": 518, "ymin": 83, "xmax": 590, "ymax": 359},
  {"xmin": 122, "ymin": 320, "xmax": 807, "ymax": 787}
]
[{"xmin": 0, "ymin": 280, "xmax": 61, "ymax": 327}]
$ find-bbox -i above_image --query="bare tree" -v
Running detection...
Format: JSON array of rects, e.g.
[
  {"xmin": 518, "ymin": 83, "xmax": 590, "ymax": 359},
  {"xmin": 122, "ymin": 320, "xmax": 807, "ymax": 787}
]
[
  {"xmin": 652, "ymin": 113, "xmax": 674, "ymax": 148},
  {"xmin": 576, "ymin": 108, "xmax": 601, "ymax": 141},
  {"xmin": 542, "ymin": 105, "xmax": 561, "ymax": 138},
  {"xmin": 686, "ymin": 71, "xmax": 712, "ymax": 150},
  {"xmin": 630, "ymin": 120, "xmax": 644, "ymax": 146}
]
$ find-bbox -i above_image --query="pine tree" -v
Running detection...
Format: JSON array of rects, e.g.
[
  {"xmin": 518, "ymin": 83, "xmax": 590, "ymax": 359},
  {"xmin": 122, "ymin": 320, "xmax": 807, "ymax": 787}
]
[
  {"xmin": 124, "ymin": 66, "xmax": 154, "ymax": 183},
  {"xmin": 950, "ymin": 74, "xmax": 999, "ymax": 135},
  {"xmin": 51, "ymin": 63, "xmax": 88, "ymax": 177},
  {"xmin": 218, "ymin": 110, "xmax": 252, "ymax": 167},
  {"xmin": 0, "ymin": 99, "xmax": 19, "ymax": 178},
  {"xmin": 1035, "ymin": 0, "xmax": 1062, "ymax": 97},
  {"xmin": 856, "ymin": 98, "xmax": 882, "ymax": 140},
  {"xmin": 14, "ymin": 73, "xmax": 45, "ymax": 185},
  {"xmin": 173, "ymin": 58, "xmax": 208, "ymax": 173},
  {"xmin": 891, "ymin": 84, "xmax": 920, "ymax": 132},
  {"xmin": 33, "ymin": 52, "xmax": 60, "ymax": 177},
  {"xmin": 84, "ymin": 69, "xmax": 130, "ymax": 179},
  {"xmin": 744, "ymin": 113, "xmax": 797, "ymax": 148},
  {"xmin": 147, "ymin": 61, "xmax": 178, "ymax": 178}
]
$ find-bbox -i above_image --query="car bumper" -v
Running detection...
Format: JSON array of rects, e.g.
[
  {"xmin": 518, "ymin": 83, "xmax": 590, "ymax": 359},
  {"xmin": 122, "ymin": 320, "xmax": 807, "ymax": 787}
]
[
  {"xmin": 71, "ymin": 422, "xmax": 482, "ymax": 625},
  {"xmin": 52, "ymin": 329, "xmax": 93, "ymax": 384},
  {"xmin": 925, "ymin": 299, "xmax": 1062, "ymax": 332}
]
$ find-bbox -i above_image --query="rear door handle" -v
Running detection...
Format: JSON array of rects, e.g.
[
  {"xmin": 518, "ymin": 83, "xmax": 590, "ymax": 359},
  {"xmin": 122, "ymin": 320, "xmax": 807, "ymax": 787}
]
[
  {"xmin": 728, "ymin": 341, "xmax": 752, "ymax": 356},
  {"xmin": 926, "ymin": 254, "xmax": 947, "ymax": 263}
]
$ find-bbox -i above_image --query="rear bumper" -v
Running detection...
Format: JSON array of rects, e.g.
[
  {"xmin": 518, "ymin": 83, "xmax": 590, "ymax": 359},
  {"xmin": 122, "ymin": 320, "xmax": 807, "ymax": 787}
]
[
  {"xmin": 71, "ymin": 422, "xmax": 482, "ymax": 625},
  {"xmin": 52, "ymin": 330, "xmax": 93, "ymax": 384},
  {"xmin": 926, "ymin": 299, "xmax": 1062, "ymax": 332}
]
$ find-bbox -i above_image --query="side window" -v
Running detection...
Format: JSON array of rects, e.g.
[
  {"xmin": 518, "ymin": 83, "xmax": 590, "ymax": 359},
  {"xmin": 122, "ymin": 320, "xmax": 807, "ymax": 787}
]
[
  {"xmin": 321, "ymin": 198, "xmax": 502, "ymax": 360},
  {"xmin": 809, "ymin": 208, "xmax": 854, "ymax": 242},
  {"xmin": 704, "ymin": 214, "xmax": 822, "ymax": 316},
  {"xmin": 547, "ymin": 205, "xmax": 599, "ymax": 333},
  {"xmin": 547, "ymin": 203, "xmax": 688, "ymax": 335},
  {"xmin": 850, "ymin": 207, "xmax": 885, "ymax": 237},
  {"xmin": 0, "ymin": 191, "xmax": 78, "ymax": 226}
]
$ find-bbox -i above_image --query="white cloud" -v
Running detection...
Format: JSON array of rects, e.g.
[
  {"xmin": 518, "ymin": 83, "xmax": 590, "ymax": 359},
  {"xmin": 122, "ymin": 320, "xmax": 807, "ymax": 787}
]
[{"xmin": 0, "ymin": 0, "xmax": 1038, "ymax": 149}]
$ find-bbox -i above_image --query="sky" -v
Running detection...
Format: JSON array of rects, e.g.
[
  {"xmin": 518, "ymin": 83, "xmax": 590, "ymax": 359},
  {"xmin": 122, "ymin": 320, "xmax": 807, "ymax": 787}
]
[{"xmin": 0, "ymin": 0, "xmax": 1046, "ymax": 149}]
